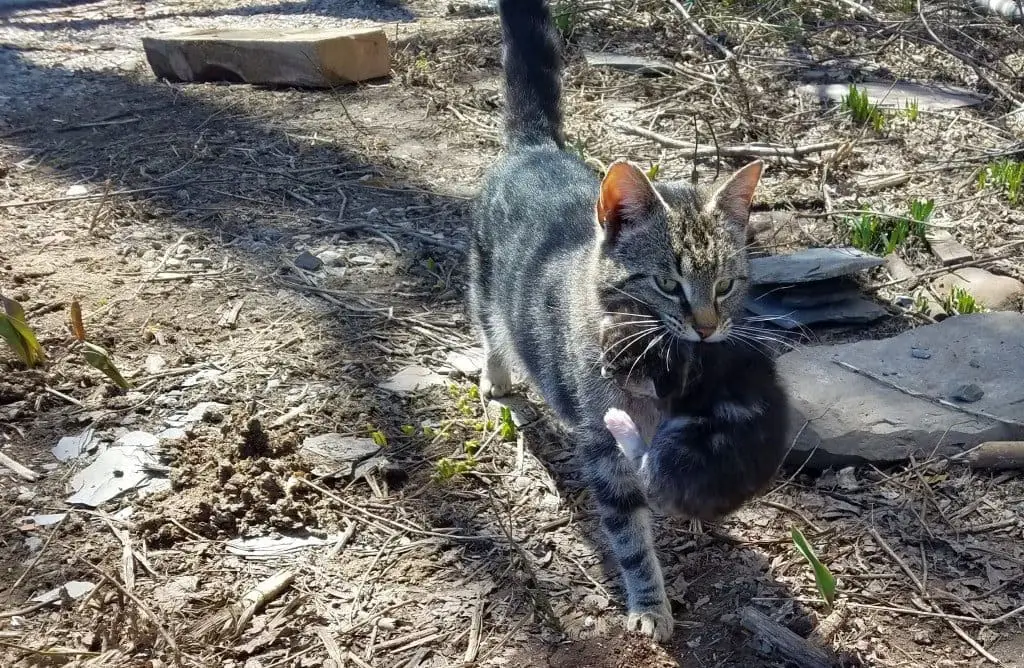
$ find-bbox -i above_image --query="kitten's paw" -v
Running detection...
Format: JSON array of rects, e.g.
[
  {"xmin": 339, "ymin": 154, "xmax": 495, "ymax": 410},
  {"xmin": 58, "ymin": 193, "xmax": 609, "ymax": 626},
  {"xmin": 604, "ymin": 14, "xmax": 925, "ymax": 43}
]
[
  {"xmin": 626, "ymin": 604, "xmax": 674, "ymax": 643},
  {"xmin": 479, "ymin": 372, "xmax": 512, "ymax": 399}
]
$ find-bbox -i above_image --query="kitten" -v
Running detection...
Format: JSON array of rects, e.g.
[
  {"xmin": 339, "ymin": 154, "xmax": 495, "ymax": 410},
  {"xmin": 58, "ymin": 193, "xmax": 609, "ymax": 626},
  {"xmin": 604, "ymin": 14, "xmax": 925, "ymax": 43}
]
[
  {"xmin": 469, "ymin": 0, "xmax": 763, "ymax": 642},
  {"xmin": 602, "ymin": 333, "xmax": 789, "ymax": 523}
]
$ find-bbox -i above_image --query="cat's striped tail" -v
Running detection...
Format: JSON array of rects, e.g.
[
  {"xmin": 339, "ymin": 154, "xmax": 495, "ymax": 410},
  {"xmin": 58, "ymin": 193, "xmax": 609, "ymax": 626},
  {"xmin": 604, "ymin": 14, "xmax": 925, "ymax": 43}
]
[{"xmin": 498, "ymin": 0, "xmax": 565, "ymax": 149}]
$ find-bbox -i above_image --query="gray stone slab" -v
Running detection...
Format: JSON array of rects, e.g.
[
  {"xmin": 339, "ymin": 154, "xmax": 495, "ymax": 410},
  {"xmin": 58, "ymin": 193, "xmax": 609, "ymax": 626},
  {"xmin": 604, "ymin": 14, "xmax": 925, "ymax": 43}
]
[
  {"xmin": 779, "ymin": 313, "xmax": 1024, "ymax": 468},
  {"xmin": 750, "ymin": 247, "xmax": 883, "ymax": 285},
  {"xmin": 752, "ymin": 281, "xmax": 860, "ymax": 308},
  {"xmin": 583, "ymin": 51, "xmax": 676, "ymax": 76},
  {"xmin": 831, "ymin": 312, "xmax": 1024, "ymax": 422},
  {"xmin": 797, "ymin": 81, "xmax": 984, "ymax": 111},
  {"xmin": 746, "ymin": 294, "xmax": 888, "ymax": 329}
]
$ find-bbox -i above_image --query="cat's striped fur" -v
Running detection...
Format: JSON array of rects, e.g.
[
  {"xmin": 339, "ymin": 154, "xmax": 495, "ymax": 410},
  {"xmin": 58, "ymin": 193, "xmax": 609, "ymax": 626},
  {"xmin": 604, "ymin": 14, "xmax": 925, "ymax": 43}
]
[{"xmin": 469, "ymin": 0, "xmax": 764, "ymax": 641}]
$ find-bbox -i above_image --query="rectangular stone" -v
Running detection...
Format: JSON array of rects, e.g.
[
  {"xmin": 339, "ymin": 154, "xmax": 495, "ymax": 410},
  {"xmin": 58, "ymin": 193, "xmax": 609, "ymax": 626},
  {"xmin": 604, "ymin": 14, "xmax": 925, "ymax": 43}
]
[
  {"xmin": 142, "ymin": 27, "xmax": 389, "ymax": 88},
  {"xmin": 925, "ymin": 228, "xmax": 974, "ymax": 266}
]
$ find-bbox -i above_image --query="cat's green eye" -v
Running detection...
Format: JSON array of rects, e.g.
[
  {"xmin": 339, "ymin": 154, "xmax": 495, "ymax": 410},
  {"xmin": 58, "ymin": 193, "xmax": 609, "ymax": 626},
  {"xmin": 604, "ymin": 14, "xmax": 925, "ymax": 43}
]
[
  {"xmin": 715, "ymin": 278, "xmax": 736, "ymax": 297},
  {"xmin": 654, "ymin": 276, "xmax": 679, "ymax": 294}
]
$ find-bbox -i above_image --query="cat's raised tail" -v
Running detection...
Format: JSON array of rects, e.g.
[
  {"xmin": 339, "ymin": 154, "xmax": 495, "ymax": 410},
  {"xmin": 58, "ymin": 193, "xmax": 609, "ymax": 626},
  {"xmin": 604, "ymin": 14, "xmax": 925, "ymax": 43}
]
[{"xmin": 499, "ymin": 0, "xmax": 565, "ymax": 149}]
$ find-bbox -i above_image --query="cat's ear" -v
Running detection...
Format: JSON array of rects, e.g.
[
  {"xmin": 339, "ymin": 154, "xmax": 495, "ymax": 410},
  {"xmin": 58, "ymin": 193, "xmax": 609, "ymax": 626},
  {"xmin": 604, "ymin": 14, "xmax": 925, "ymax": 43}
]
[
  {"xmin": 711, "ymin": 160, "xmax": 763, "ymax": 224},
  {"xmin": 597, "ymin": 160, "xmax": 659, "ymax": 242}
]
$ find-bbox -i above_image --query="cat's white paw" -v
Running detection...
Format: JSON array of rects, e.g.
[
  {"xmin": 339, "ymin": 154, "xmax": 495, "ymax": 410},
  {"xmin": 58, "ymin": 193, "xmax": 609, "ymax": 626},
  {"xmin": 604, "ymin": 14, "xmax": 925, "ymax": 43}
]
[
  {"xmin": 604, "ymin": 408, "xmax": 647, "ymax": 461},
  {"xmin": 626, "ymin": 604, "xmax": 674, "ymax": 643},
  {"xmin": 480, "ymin": 372, "xmax": 512, "ymax": 399}
]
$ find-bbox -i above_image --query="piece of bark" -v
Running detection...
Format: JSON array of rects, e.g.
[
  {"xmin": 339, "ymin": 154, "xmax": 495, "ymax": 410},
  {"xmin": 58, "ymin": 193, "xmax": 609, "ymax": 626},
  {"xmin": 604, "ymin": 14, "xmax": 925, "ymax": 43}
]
[
  {"xmin": 957, "ymin": 441, "xmax": 1024, "ymax": 469},
  {"xmin": 142, "ymin": 27, "xmax": 389, "ymax": 88},
  {"xmin": 925, "ymin": 228, "xmax": 974, "ymax": 266},
  {"xmin": 739, "ymin": 607, "xmax": 835, "ymax": 668}
]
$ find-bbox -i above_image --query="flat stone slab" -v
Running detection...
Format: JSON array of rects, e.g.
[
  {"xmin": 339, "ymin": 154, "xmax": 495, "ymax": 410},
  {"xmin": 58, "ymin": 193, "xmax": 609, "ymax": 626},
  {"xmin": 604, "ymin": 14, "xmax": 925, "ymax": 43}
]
[
  {"xmin": 379, "ymin": 365, "xmax": 446, "ymax": 394},
  {"xmin": 750, "ymin": 247, "xmax": 883, "ymax": 285},
  {"xmin": 779, "ymin": 312, "xmax": 1024, "ymax": 468},
  {"xmin": 751, "ymin": 281, "xmax": 860, "ymax": 309},
  {"xmin": 746, "ymin": 293, "xmax": 887, "ymax": 329},
  {"xmin": 797, "ymin": 81, "xmax": 984, "ymax": 111},
  {"xmin": 583, "ymin": 51, "xmax": 675, "ymax": 76}
]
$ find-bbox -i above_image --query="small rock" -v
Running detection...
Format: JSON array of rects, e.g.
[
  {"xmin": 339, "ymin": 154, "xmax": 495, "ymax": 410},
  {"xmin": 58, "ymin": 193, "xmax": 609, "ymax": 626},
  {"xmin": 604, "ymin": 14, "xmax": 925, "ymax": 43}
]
[
  {"xmin": 114, "ymin": 431, "xmax": 160, "ymax": 450},
  {"xmin": 349, "ymin": 255, "xmax": 376, "ymax": 266},
  {"xmin": 145, "ymin": 354, "xmax": 167, "ymax": 374},
  {"xmin": 317, "ymin": 250, "xmax": 346, "ymax": 267},
  {"xmin": 52, "ymin": 428, "xmax": 94, "ymax": 461},
  {"xmin": 445, "ymin": 346, "xmax": 484, "ymax": 377},
  {"xmin": 911, "ymin": 348, "xmax": 932, "ymax": 359},
  {"xmin": 65, "ymin": 184, "xmax": 89, "ymax": 197},
  {"xmin": 931, "ymin": 268, "xmax": 1024, "ymax": 311},
  {"xmin": 184, "ymin": 402, "xmax": 228, "ymax": 424},
  {"xmin": 952, "ymin": 383, "xmax": 984, "ymax": 403},
  {"xmin": 300, "ymin": 433, "xmax": 380, "ymax": 478},
  {"xmin": 293, "ymin": 250, "xmax": 322, "ymax": 271},
  {"xmin": 379, "ymin": 366, "xmax": 446, "ymax": 394},
  {"xmin": 157, "ymin": 427, "xmax": 188, "ymax": 443},
  {"xmin": 32, "ymin": 581, "xmax": 96, "ymax": 604},
  {"xmin": 836, "ymin": 466, "xmax": 859, "ymax": 491}
]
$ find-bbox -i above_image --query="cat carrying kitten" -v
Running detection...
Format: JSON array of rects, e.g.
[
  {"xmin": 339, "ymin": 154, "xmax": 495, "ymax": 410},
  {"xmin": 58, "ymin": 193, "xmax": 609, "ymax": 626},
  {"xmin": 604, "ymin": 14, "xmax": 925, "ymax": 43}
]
[
  {"xmin": 470, "ymin": 0, "xmax": 764, "ymax": 641},
  {"xmin": 602, "ymin": 333, "xmax": 789, "ymax": 523}
]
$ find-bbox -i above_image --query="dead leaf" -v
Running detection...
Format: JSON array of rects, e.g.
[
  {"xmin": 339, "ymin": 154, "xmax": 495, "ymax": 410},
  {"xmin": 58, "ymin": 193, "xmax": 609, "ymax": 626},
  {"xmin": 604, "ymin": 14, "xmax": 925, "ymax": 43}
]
[{"xmin": 70, "ymin": 298, "xmax": 86, "ymax": 342}]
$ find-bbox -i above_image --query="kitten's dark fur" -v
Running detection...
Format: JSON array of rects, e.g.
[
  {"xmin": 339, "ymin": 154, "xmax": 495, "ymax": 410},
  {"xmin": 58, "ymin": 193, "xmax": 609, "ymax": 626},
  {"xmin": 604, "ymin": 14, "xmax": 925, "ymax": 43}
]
[
  {"xmin": 470, "ymin": 0, "xmax": 765, "ymax": 642},
  {"xmin": 602, "ymin": 322, "xmax": 789, "ymax": 522}
]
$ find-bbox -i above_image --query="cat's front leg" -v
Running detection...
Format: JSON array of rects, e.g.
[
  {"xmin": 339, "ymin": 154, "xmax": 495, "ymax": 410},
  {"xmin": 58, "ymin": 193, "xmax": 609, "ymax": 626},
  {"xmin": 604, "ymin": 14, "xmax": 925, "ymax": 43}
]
[{"xmin": 582, "ymin": 429, "xmax": 673, "ymax": 642}]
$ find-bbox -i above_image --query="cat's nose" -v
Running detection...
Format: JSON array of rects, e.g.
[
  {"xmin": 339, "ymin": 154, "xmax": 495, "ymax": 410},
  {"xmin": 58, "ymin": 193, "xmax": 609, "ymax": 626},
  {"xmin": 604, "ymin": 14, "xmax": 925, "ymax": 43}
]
[{"xmin": 695, "ymin": 325, "xmax": 716, "ymax": 339}]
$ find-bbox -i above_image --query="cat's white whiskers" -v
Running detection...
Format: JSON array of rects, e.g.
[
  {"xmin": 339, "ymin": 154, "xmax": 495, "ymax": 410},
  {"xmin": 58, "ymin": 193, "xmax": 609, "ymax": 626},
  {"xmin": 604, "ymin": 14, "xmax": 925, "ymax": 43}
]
[
  {"xmin": 603, "ymin": 326, "xmax": 663, "ymax": 362},
  {"xmin": 624, "ymin": 332, "xmax": 665, "ymax": 387}
]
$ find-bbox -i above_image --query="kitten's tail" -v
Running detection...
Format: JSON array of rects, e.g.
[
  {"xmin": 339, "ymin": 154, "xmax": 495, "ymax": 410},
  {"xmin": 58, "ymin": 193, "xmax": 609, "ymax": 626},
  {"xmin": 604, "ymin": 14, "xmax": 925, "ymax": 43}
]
[{"xmin": 499, "ymin": 0, "xmax": 565, "ymax": 148}]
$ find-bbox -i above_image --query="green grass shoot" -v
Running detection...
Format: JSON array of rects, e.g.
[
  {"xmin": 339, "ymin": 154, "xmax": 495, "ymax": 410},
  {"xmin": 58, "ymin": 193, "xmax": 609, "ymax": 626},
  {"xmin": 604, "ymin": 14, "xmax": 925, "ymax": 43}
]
[
  {"xmin": 942, "ymin": 285, "xmax": 984, "ymax": 315},
  {"xmin": 903, "ymin": 99, "xmax": 919, "ymax": 121},
  {"xmin": 979, "ymin": 160, "xmax": 1024, "ymax": 206},
  {"xmin": 847, "ymin": 209, "xmax": 921, "ymax": 255},
  {"xmin": 842, "ymin": 84, "xmax": 884, "ymax": 131},
  {"xmin": 791, "ymin": 527, "xmax": 837, "ymax": 607},
  {"xmin": 0, "ymin": 295, "xmax": 44, "ymax": 368}
]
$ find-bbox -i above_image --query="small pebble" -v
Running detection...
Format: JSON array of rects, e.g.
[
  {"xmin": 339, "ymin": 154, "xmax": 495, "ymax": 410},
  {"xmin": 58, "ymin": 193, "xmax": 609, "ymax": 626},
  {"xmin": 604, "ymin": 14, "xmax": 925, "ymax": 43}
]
[
  {"xmin": 911, "ymin": 348, "xmax": 931, "ymax": 360},
  {"xmin": 293, "ymin": 250, "xmax": 322, "ymax": 271},
  {"xmin": 952, "ymin": 383, "xmax": 984, "ymax": 403}
]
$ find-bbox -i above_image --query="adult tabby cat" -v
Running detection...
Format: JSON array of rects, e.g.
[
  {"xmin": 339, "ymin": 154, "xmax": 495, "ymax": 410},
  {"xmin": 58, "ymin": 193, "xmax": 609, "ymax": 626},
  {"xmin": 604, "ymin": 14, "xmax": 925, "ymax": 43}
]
[{"xmin": 469, "ymin": 0, "xmax": 763, "ymax": 641}]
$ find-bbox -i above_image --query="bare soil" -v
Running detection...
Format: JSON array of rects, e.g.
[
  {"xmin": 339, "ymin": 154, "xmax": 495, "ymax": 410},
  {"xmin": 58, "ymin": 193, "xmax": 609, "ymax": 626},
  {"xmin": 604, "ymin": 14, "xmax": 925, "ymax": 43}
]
[{"xmin": 1, "ymin": 1, "xmax": 1023, "ymax": 667}]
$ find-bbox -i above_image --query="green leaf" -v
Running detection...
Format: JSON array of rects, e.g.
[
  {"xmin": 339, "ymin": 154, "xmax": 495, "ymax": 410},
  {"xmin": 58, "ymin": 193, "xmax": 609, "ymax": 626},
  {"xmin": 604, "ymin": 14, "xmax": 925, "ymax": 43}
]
[
  {"xmin": 646, "ymin": 163, "xmax": 661, "ymax": 181},
  {"xmin": 82, "ymin": 341, "xmax": 130, "ymax": 389},
  {"xmin": 0, "ymin": 296, "xmax": 45, "ymax": 367},
  {"xmin": 791, "ymin": 527, "xmax": 836, "ymax": 607},
  {"xmin": 498, "ymin": 405, "xmax": 517, "ymax": 442}
]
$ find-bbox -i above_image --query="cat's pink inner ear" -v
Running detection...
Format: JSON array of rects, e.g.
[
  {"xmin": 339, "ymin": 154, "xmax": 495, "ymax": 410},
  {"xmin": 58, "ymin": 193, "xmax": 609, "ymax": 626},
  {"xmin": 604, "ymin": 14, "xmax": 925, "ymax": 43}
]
[
  {"xmin": 596, "ymin": 160, "xmax": 656, "ymax": 241},
  {"xmin": 713, "ymin": 160, "xmax": 763, "ymax": 223}
]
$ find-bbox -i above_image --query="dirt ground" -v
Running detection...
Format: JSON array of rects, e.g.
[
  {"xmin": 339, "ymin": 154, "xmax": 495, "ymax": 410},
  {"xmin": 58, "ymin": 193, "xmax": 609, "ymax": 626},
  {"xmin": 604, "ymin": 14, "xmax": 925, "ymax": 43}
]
[{"xmin": 2, "ymin": 0, "xmax": 1024, "ymax": 666}]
